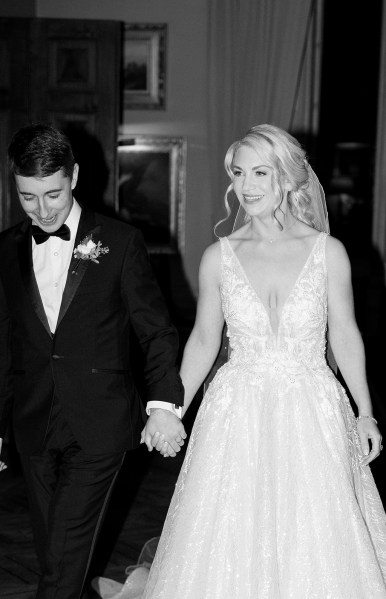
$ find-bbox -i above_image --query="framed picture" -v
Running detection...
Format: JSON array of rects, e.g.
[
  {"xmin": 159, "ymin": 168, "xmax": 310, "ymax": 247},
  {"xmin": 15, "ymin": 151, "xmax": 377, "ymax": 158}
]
[
  {"xmin": 49, "ymin": 40, "xmax": 96, "ymax": 89},
  {"xmin": 122, "ymin": 24, "xmax": 166, "ymax": 110},
  {"xmin": 117, "ymin": 136, "xmax": 186, "ymax": 253}
]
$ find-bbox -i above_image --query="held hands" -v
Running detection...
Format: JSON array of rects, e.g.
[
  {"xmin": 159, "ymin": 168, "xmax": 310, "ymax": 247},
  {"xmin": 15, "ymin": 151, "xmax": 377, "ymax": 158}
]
[
  {"xmin": 141, "ymin": 408, "xmax": 187, "ymax": 458},
  {"xmin": 0, "ymin": 438, "xmax": 7, "ymax": 472},
  {"xmin": 357, "ymin": 417, "xmax": 383, "ymax": 466}
]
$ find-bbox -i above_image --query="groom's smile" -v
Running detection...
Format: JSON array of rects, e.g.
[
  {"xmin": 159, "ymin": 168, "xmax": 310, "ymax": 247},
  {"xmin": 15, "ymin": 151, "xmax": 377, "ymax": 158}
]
[{"xmin": 15, "ymin": 164, "xmax": 79, "ymax": 232}]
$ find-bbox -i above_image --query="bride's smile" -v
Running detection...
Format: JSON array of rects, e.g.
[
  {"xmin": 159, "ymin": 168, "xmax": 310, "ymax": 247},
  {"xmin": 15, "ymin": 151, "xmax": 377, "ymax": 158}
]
[{"xmin": 231, "ymin": 145, "xmax": 280, "ymax": 218}]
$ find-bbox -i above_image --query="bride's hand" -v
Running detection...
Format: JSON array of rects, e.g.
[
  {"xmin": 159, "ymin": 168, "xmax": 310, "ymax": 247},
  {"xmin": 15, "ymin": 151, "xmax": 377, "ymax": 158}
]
[
  {"xmin": 140, "ymin": 410, "xmax": 187, "ymax": 458},
  {"xmin": 357, "ymin": 419, "xmax": 383, "ymax": 466},
  {"xmin": 0, "ymin": 438, "xmax": 7, "ymax": 472}
]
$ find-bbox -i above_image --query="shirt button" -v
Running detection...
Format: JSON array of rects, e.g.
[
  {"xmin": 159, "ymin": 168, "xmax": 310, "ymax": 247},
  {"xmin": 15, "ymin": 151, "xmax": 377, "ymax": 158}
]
[
  {"xmin": 54, "ymin": 282, "xmax": 58, "ymax": 287},
  {"xmin": 54, "ymin": 251, "xmax": 59, "ymax": 256}
]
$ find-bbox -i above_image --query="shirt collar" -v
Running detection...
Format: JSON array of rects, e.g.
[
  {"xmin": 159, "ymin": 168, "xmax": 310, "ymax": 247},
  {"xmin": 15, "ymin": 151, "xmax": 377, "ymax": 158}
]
[{"xmin": 65, "ymin": 198, "xmax": 81, "ymax": 241}]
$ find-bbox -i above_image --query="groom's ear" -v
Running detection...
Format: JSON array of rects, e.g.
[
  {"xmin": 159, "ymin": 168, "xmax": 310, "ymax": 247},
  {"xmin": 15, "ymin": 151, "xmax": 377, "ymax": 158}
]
[{"xmin": 71, "ymin": 163, "xmax": 79, "ymax": 190}]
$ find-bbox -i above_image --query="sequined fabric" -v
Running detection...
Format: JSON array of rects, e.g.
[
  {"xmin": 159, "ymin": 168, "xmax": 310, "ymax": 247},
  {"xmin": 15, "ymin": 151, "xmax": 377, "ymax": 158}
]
[{"xmin": 143, "ymin": 232, "xmax": 386, "ymax": 598}]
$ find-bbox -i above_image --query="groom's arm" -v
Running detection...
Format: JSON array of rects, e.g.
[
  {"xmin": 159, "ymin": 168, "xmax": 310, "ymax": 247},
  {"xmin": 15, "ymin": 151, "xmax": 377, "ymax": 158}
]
[
  {"xmin": 121, "ymin": 229, "xmax": 186, "ymax": 452},
  {"xmin": 121, "ymin": 228, "xmax": 184, "ymax": 405}
]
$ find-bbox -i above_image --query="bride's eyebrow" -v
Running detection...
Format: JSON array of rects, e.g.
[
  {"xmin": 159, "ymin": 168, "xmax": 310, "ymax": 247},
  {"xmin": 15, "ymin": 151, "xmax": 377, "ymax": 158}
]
[{"xmin": 232, "ymin": 164, "xmax": 269, "ymax": 170}]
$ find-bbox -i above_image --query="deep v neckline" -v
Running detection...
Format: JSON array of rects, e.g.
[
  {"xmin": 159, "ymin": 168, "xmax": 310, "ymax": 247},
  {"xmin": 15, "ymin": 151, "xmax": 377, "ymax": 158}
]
[{"xmin": 224, "ymin": 233, "xmax": 323, "ymax": 337}]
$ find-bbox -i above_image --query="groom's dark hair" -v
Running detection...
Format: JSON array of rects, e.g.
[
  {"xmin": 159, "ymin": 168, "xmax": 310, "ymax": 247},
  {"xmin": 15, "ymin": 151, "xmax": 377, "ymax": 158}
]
[{"xmin": 8, "ymin": 123, "xmax": 76, "ymax": 179}]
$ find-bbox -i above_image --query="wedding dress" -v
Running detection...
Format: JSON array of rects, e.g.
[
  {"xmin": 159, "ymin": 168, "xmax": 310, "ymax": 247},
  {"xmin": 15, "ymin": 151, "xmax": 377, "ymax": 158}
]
[{"xmin": 140, "ymin": 232, "xmax": 386, "ymax": 598}]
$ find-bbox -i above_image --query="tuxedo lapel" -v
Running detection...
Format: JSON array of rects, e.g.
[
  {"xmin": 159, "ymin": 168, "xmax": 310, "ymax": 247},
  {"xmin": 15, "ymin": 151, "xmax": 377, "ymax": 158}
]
[
  {"xmin": 56, "ymin": 208, "xmax": 100, "ymax": 329},
  {"xmin": 16, "ymin": 220, "xmax": 52, "ymax": 337}
]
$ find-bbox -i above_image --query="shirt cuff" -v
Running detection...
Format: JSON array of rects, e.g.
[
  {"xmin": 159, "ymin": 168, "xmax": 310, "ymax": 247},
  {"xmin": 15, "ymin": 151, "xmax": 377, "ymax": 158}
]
[{"xmin": 146, "ymin": 401, "xmax": 182, "ymax": 419}]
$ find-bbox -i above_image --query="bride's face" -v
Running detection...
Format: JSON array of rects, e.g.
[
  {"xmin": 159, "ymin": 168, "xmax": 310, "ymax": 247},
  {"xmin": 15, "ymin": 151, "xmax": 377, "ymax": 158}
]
[{"xmin": 232, "ymin": 145, "xmax": 279, "ymax": 218}]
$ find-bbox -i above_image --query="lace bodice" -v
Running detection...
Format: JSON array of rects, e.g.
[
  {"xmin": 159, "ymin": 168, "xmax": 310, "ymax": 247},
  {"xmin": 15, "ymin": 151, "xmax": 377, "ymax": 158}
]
[{"xmin": 220, "ymin": 233, "xmax": 330, "ymax": 376}]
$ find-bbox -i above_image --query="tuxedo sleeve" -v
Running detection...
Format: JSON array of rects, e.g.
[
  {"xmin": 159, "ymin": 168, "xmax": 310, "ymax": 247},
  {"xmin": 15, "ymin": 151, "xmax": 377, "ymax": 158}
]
[
  {"xmin": 121, "ymin": 229, "xmax": 184, "ymax": 407},
  {"xmin": 0, "ymin": 277, "xmax": 14, "ymax": 437}
]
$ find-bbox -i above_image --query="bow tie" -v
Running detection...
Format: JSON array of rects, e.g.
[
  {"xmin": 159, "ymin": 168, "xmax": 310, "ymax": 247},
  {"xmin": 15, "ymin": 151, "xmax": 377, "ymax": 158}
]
[{"xmin": 32, "ymin": 224, "xmax": 71, "ymax": 245}]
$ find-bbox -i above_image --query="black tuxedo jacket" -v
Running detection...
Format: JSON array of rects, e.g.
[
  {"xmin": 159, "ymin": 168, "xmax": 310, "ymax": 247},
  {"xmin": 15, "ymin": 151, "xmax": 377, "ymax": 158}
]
[{"xmin": 0, "ymin": 208, "xmax": 184, "ymax": 455}]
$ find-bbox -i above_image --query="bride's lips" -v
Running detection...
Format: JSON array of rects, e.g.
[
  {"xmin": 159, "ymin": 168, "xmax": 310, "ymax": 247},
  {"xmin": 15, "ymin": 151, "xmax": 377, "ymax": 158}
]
[{"xmin": 243, "ymin": 194, "xmax": 264, "ymax": 203}]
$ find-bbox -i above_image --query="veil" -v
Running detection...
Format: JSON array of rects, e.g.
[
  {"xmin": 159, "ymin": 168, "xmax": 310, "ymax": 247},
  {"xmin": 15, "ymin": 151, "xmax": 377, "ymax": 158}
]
[{"xmin": 204, "ymin": 161, "xmax": 337, "ymax": 393}]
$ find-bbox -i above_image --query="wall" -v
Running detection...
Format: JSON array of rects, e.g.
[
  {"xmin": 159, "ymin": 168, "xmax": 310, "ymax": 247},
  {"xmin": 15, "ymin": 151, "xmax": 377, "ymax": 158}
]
[
  {"xmin": 0, "ymin": 0, "xmax": 35, "ymax": 17},
  {"xmin": 34, "ymin": 0, "xmax": 212, "ymax": 295}
]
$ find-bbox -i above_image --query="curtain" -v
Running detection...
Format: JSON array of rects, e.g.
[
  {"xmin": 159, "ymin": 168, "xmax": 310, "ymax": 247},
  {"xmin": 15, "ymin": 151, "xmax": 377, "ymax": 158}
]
[
  {"xmin": 373, "ymin": 1, "xmax": 386, "ymax": 273},
  {"xmin": 208, "ymin": 0, "xmax": 323, "ymax": 225}
]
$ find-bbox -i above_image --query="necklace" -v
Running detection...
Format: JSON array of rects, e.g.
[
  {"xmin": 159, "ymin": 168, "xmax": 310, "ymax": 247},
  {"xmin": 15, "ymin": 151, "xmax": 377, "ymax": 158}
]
[{"xmin": 263, "ymin": 219, "xmax": 297, "ymax": 244}]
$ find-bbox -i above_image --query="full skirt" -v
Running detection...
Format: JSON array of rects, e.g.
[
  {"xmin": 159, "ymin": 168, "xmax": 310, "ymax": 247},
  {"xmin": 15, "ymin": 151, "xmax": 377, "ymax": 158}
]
[{"xmin": 143, "ymin": 363, "xmax": 386, "ymax": 598}]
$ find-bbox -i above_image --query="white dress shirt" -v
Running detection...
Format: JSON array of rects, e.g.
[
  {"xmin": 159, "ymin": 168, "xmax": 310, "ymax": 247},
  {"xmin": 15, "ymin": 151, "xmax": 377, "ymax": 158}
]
[
  {"xmin": 32, "ymin": 199, "xmax": 81, "ymax": 333},
  {"xmin": 32, "ymin": 199, "xmax": 181, "ymax": 418}
]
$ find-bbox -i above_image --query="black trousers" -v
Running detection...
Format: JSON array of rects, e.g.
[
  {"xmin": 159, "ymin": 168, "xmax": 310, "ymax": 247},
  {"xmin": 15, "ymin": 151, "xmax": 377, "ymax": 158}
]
[{"xmin": 20, "ymin": 400, "xmax": 125, "ymax": 599}]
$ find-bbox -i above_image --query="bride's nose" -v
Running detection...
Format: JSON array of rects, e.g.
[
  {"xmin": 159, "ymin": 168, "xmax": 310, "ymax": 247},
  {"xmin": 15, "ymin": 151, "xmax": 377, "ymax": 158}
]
[{"xmin": 242, "ymin": 173, "xmax": 256, "ymax": 192}]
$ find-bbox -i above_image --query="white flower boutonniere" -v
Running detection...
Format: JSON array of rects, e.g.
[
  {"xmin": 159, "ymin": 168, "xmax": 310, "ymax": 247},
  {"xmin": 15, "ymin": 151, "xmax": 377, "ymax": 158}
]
[{"xmin": 72, "ymin": 234, "xmax": 109, "ymax": 274}]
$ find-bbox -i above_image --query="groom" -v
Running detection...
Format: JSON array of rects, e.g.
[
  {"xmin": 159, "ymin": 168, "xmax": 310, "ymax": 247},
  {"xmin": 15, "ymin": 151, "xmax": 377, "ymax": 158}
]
[{"xmin": 0, "ymin": 123, "xmax": 185, "ymax": 598}]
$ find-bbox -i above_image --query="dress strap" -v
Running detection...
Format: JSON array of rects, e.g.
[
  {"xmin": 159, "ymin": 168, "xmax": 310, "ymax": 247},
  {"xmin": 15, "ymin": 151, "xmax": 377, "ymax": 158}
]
[
  {"xmin": 219, "ymin": 236, "xmax": 231, "ymax": 254},
  {"xmin": 317, "ymin": 231, "xmax": 329, "ymax": 276},
  {"xmin": 218, "ymin": 237, "xmax": 234, "ymax": 282}
]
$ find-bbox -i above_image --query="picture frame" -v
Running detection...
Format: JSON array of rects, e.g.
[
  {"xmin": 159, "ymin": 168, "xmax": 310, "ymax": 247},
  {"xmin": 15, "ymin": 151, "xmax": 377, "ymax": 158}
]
[
  {"xmin": 122, "ymin": 24, "xmax": 167, "ymax": 110},
  {"xmin": 49, "ymin": 40, "xmax": 96, "ymax": 89},
  {"xmin": 117, "ymin": 136, "xmax": 186, "ymax": 254}
]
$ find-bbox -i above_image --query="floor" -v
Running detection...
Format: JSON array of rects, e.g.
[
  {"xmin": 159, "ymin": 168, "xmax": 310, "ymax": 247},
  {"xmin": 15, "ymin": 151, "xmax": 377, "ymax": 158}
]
[{"xmin": 0, "ymin": 443, "xmax": 187, "ymax": 599}]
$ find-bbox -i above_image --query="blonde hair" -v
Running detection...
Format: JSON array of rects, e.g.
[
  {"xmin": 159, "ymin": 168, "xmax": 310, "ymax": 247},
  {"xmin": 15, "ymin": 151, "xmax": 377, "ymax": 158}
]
[{"xmin": 217, "ymin": 124, "xmax": 318, "ymax": 235}]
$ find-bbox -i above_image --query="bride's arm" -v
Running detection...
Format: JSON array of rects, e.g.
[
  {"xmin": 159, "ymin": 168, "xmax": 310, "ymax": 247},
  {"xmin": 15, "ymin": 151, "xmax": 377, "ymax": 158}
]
[
  {"xmin": 326, "ymin": 236, "xmax": 382, "ymax": 465},
  {"xmin": 180, "ymin": 243, "xmax": 224, "ymax": 417}
]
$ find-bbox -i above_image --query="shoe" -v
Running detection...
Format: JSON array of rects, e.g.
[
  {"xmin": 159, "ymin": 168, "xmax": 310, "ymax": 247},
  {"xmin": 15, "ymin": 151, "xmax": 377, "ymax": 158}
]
[
  {"xmin": 91, "ymin": 565, "xmax": 149, "ymax": 599},
  {"xmin": 91, "ymin": 576, "xmax": 122, "ymax": 598}
]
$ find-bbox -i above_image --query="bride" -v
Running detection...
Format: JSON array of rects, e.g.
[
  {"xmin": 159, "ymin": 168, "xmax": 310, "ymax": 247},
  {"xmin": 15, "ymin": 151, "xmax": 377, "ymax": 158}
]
[{"xmin": 101, "ymin": 124, "xmax": 386, "ymax": 598}]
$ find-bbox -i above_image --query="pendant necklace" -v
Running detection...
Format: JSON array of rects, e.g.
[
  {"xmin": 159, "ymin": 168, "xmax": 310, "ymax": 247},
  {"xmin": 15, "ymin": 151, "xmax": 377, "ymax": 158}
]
[{"xmin": 265, "ymin": 219, "xmax": 296, "ymax": 244}]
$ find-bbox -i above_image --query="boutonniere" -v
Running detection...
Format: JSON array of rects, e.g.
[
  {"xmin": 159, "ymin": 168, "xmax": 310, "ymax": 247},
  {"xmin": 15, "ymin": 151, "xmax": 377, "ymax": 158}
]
[{"xmin": 72, "ymin": 234, "xmax": 109, "ymax": 275}]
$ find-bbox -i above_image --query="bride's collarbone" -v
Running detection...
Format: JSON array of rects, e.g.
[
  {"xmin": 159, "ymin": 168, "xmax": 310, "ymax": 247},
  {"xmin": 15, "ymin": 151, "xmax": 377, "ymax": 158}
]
[
  {"xmin": 237, "ymin": 234, "xmax": 317, "ymax": 271},
  {"xmin": 237, "ymin": 248, "xmax": 314, "ymax": 305},
  {"xmin": 229, "ymin": 232, "xmax": 320, "ymax": 308}
]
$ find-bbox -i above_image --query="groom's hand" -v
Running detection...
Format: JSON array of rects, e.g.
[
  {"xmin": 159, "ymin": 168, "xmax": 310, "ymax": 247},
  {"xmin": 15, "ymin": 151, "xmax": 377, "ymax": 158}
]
[
  {"xmin": 141, "ymin": 409, "xmax": 187, "ymax": 458},
  {"xmin": 0, "ymin": 438, "xmax": 7, "ymax": 472}
]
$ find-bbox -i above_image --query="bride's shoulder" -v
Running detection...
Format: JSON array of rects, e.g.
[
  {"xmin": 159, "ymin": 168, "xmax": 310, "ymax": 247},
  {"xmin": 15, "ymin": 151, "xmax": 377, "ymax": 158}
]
[
  {"xmin": 200, "ymin": 240, "xmax": 222, "ymax": 270},
  {"xmin": 325, "ymin": 234, "xmax": 348, "ymax": 257},
  {"xmin": 198, "ymin": 241, "xmax": 222, "ymax": 287},
  {"xmin": 325, "ymin": 235, "xmax": 351, "ymax": 274}
]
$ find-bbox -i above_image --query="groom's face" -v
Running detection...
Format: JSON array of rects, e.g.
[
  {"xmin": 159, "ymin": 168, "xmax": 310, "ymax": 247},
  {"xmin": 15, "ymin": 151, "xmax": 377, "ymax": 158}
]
[{"xmin": 15, "ymin": 164, "xmax": 79, "ymax": 232}]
